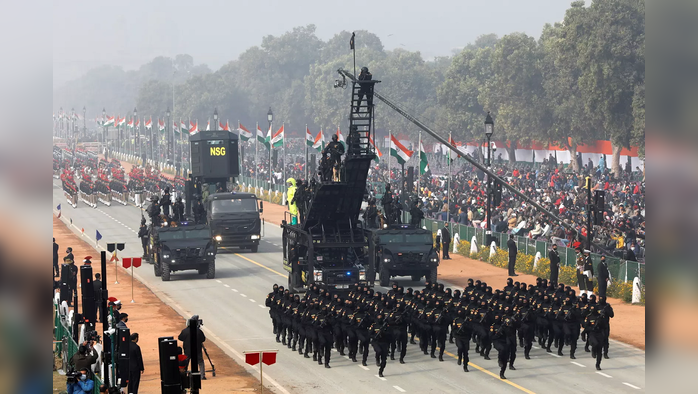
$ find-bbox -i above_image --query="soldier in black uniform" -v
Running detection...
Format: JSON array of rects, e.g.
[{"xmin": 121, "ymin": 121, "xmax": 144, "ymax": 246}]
[
  {"xmin": 53, "ymin": 238, "xmax": 60, "ymax": 277},
  {"xmin": 431, "ymin": 300, "xmax": 450, "ymax": 361},
  {"xmin": 388, "ymin": 301, "xmax": 408, "ymax": 363},
  {"xmin": 193, "ymin": 197, "xmax": 206, "ymax": 224},
  {"xmin": 516, "ymin": 297, "xmax": 536, "ymax": 359},
  {"xmin": 363, "ymin": 198, "xmax": 378, "ymax": 229},
  {"xmin": 582, "ymin": 304, "xmax": 605, "ymax": 370},
  {"xmin": 314, "ymin": 304, "xmax": 334, "ymax": 368},
  {"xmin": 381, "ymin": 184, "xmax": 394, "ymax": 225},
  {"xmin": 354, "ymin": 304, "xmax": 371, "ymax": 366},
  {"xmin": 265, "ymin": 284, "xmax": 280, "ymax": 334},
  {"xmin": 137, "ymin": 219, "xmax": 148, "ymax": 258},
  {"xmin": 161, "ymin": 187, "xmax": 172, "ymax": 218},
  {"xmin": 392, "ymin": 198, "xmax": 402, "ymax": 224},
  {"xmin": 597, "ymin": 296, "xmax": 614, "ymax": 359},
  {"xmin": 559, "ymin": 295, "xmax": 581, "ymax": 359},
  {"xmin": 441, "ymin": 223, "xmax": 451, "ymax": 260},
  {"xmin": 322, "ymin": 135, "xmax": 345, "ymax": 181},
  {"xmin": 549, "ymin": 244, "xmax": 560, "ymax": 287},
  {"xmin": 452, "ymin": 307, "xmax": 472, "ymax": 371},
  {"xmin": 490, "ymin": 314, "xmax": 514, "ymax": 379},
  {"xmin": 409, "ymin": 199, "xmax": 424, "ymax": 226},
  {"xmin": 331, "ymin": 299, "xmax": 346, "ymax": 356},
  {"xmin": 369, "ymin": 312, "xmax": 390, "ymax": 377},
  {"xmin": 294, "ymin": 180, "xmax": 307, "ymax": 222},
  {"xmin": 597, "ymin": 256, "xmax": 610, "ymax": 298},
  {"xmin": 172, "ymin": 196, "xmax": 185, "ymax": 223},
  {"xmin": 355, "ymin": 66, "xmax": 373, "ymax": 113},
  {"xmin": 148, "ymin": 196, "xmax": 161, "ymax": 226}
]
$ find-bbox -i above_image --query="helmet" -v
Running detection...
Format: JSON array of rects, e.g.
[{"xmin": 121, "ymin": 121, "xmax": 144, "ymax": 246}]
[{"xmin": 361, "ymin": 66, "xmax": 369, "ymax": 73}]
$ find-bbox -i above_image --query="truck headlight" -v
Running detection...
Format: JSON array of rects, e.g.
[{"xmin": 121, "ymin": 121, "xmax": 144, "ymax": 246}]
[
  {"xmin": 215, "ymin": 235, "xmax": 222, "ymax": 241},
  {"xmin": 163, "ymin": 254, "xmax": 170, "ymax": 259},
  {"xmin": 313, "ymin": 270, "xmax": 323, "ymax": 282},
  {"xmin": 383, "ymin": 258, "xmax": 391, "ymax": 263},
  {"xmin": 431, "ymin": 257, "xmax": 438, "ymax": 262},
  {"xmin": 359, "ymin": 271, "xmax": 366, "ymax": 281},
  {"xmin": 208, "ymin": 252, "xmax": 214, "ymax": 256},
  {"xmin": 251, "ymin": 235, "xmax": 260, "ymax": 240}
]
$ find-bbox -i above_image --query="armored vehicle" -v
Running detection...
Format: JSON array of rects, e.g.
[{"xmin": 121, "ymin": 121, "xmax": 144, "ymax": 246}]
[
  {"xmin": 370, "ymin": 224, "xmax": 439, "ymax": 286},
  {"xmin": 206, "ymin": 192, "xmax": 263, "ymax": 252},
  {"xmin": 150, "ymin": 224, "xmax": 216, "ymax": 281}
]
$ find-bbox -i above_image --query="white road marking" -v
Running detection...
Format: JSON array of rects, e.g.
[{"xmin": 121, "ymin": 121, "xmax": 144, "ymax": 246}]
[
  {"xmin": 596, "ymin": 372, "xmax": 612, "ymax": 378},
  {"xmin": 393, "ymin": 386, "xmax": 406, "ymax": 393},
  {"xmin": 258, "ymin": 305, "xmax": 266, "ymax": 308},
  {"xmin": 359, "ymin": 365, "xmax": 370, "ymax": 371},
  {"xmin": 232, "ymin": 289, "xmax": 239, "ymax": 292},
  {"xmin": 240, "ymin": 294, "xmax": 247, "ymax": 297},
  {"xmin": 571, "ymin": 362, "xmax": 585, "ymax": 367},
  {"xmin": 375, "ymin": 375, "xmax": 387, "ymax": 381},
  {"xmin": 549, "ymin": 353, "xmax": 562, "ymax": 358},
  {"xmin": 216, "ymin": 280, "xmax": 222, "ymax": 283},
  {"xmin": 623, "ymin": 382, "xmax": 640, "ymax": 390},
  {"xmin": 249, "ymin": 299, "xmax": 256, "ymax": 302},
  {"xmin": 224, "ymin": 284, "xmax": 230, "ymax": 288}
]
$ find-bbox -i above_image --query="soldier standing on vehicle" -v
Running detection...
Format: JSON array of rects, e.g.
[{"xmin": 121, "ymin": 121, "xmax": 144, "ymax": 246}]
[
  {"xmin": 161, "ymin": 187, "xmax": 172, "ymax": 218},
  {"xmin": 137, "ymin": 219, "xmax": 148, "ymax": 258},
  {"xmin": 172, "ymin": 196, "xmax": 184, "ymax": 223}
]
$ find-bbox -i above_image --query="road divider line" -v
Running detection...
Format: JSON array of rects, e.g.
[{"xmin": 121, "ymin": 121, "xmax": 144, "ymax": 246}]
[
  {"xmin": 240, "ymin": 294, "xmax": 247, "ymax": 298},
  {"xmin": 258, "ymin": 305, "xmax": 266, "ymax": 308},
  {"xmin": 232, "ymin": 289, "xmax": 239, "ymax": 292},
  {"xmin": 359, "ymin": 365, "xmax": 370, "ymax": 371},
  {"xmin": 623, "ymin": 382, "xmax": 640, "ymax": 389},
  {"xmin": 571, "ymin": 362, "xmax": 585, "ymax": 367},
  {"xmin": 549, "ymin": 353, "xmax": 562, "ymax": 358},
  {"xmin": 224, "ymin": 284, "xmax": 230, "ymax": 288},
  {"xmin": 216, "ymin": 280, "xmax": 222, "ymax": 283},
  {"xmin": 596, "ymin": 372, "xmax": 612, "ymax": 378},
  {"xmin": 234, "ymin": 253, "xmax": 286, "ymax": 278},
  {"xmin": 393, "ymin": 386, "xmax": 406, "ymax": 393},
  {"xmin": 249, "ymin": 299, "xmax": 256, "ymax": 302}
]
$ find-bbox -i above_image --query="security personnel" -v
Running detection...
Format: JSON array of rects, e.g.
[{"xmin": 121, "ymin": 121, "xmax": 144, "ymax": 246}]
[
  {"xmin": 137, "ymin": 219, "xmax": 149, "ymax": 258},
  {"xmin": 597, "ymin": 256, "xmax": 610, "ymax": 298},
  {"xmin": 409, "ymin": 199, "xmax": 424, "ymax": 226},
  {"xmin": 369, "ymin": 312, "xmax": 390, "ymax": 377},
  {"xmin": 172, "ymin": 196, "xmax": 185, "ymax": 223},
  {"xmin": 558, "ymin": 296, "xmax": 581, "ymax": 358},
  {"xmin": 331, "ymin": 299, "xmax": 346, "ymax": 356},
  {"xmin": 53, "ymin": 238, "xmax": 60, "ymax": 277},
  {"xmin": 381, "ymin": 184, "xmax": 394, "ymax": 225},
  {"xmin": 363, "ymin": 198, "xmax": 378, "ymax": 229},
  {"xmin": 353, "ymin": 304, "xmax": 371, "ymax": 366},
  {"xmin": 549, "ymin": 244, "xmax": 560, "ymax": 287},
  {"xmin": 322, "ymin": 135, "xmax": 345, "ymax": 181},
  {"xmin": 265, "ymin": 284, "xmax": 280, "ymax": 335},
  {"xmin": 582, "ymin": 304, "xmax": 605, "ymax": 370},
  {"xmin": 490, "ymin": 314, "xmax": 513, "ymax": 379},
  {"xmin": 388, "ymin": 302, "xmax": 408, "ymax": 363},
  {"xmin": 515, "ymin": 298, "xmax": 535, "ymax": 359},
  {"xmin": 431, "ymin": 300, "xmax": 450, "ymax": 361},
  {"xmin": 314, "ymin": 304, "xmax": 333, "ymax": 368},
  {"xmin": 583, "ymin": 250, "xmax": 595, "ymax": 296},
  {"xmin": 293, "ymin": 180, "xmax": 306, "ymax": 223},
  {"xmin": 286, "ymin": 178, "xmax": 298, "ymax": 224},
  {"xmin": 507, "ymin": 235, "xmax": 518, "ymax": 276},
  {"xmin": 193, "ymin": 197, "xmax": 206, "ymax": 224},
  {"xmin": 161, "ymin": 187, "xmax": 172, "ymax": 218},
  {"xmin": 355, "ymin": 66, "xmax": 373, "ymax": 112},
  {"xmin": 452, "ymin": 307, "xmax": 472, "ymax": 372},
  {"xmin": 441, "ymin": 223, "xmax": 451, "ymax": 260},
  {"xmin": 598, "ymin": 296, "xmax": 614, "ymax": 359}
]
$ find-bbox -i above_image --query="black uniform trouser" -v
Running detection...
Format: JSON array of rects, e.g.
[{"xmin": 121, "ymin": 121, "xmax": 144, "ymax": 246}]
[
  {"xmin": 128, "ymin": 370, "xmax": 141, "ymax": 394},
  {"xmin": 520, "ymin": 323, "xmax": 534, "ymax": 357},
  {"xmin": 372, "ymin": 340, "xmax": 389, "ymax": 373},
  {"xmin": 433, "ymin": 325, "xmax": 448, "ymax": 356},
  {"xmin": 551, "ymin": 320, "xmax": 564, "ymax": 350},
  {"xmin": 421, "ymin": 324, "xmax": 433, "ymax": 354},
  {"xmin": 347, "ymin": 328, "xmax": 358, "ymax": 359},
  {"xmin": 141, "ymin": 238, "xmax": 148, "ymax": 257},
  {"xmin": 493, "ymin": 338, "xmax": 510, "ymax": 374},
  {"xmin": 304, "ymin": 327, "xmax": 314, "ymax": 356},
  {"xmin": 602, "ymin": 326, "xmax": 610, "ymax": 355},
  {"xmin": 357, "ymin": 329, "xmax": 370, "ymax": 363},
  {"xmin": 443, "ymin": 243, "xmax": 450, "ymax": 258},
  {"xmin": 562, "ymin": 322, "xmax": 580, "ymax": 355},
  {"xmin": 333, "ymin": 325, "xmax": 344, "ymax": 354},
  {"xmin": 455, "ymin": 335, "xmax": 471, "ymax": 364},
  {"xmin": 536, "ymin": 317, "xmax": 550, "ymax": 345},
  {"xmin": 390, "ymin": 326, "xmax": 407, "ymax": 360},
  {"xmin": 270, "ymin": 310, "xmax": 278, "ymax": 334},
  {"xmin": 588, "ymin": 331, "xmax": 604, "ymax": 367},
  {"xmin": 53, "ymin": 257, "xmax": 59, "ymax": 277},
  {"xmin": 508, "ymin": 254, "xmax": 516, "ymax": 275},
  {"xmin": 506, "ymin": 335, "xmax": 517, "ymax": 365},
  {"xmin": 598, "ymin": 278, "xmax": 608, "ymax": 298},
  {"xmin": 474, "ymin": 324, "xmax": 491, "ymax": 357},
  {"xmin": 317, "ymin": 330, "xmax": 332, "ymax": 364},
  {"xmin": 550, "ymin": 266, "xmax": 558, "ymax": 288}
]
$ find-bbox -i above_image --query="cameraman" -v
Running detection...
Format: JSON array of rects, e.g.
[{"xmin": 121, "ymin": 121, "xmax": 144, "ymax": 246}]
[
  {"xmin": 178, "ymin": 315, "xmax": 207, "ymax": 379},
  {"xmin": 69, "ymin": 342, "xmax": 98, "ymax": 377},
  {"xmin": 67, "ymin": 368, "xmax": 94, "ymax": 394}
]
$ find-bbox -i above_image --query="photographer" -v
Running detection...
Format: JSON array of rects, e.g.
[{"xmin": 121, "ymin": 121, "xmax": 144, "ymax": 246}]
[
  {"xmin": 67, "ymin": 368, "xmax": 94, "ymax": 394},
  {"xmin": 69, "ymin": 342, "xmax": 98, "ymax": 377},
  {"xmin": 178, "ymin": 315, "xmax": 207, "ymax": 380}
]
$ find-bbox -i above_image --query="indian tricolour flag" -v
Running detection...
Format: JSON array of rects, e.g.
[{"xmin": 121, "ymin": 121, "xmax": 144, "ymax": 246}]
[
  {"xmin": 158, "ymin": 119, "xmax": 165, "ymax": 132},
  {"xmin": 103, "ymin": 116, "xmax": 115, "ymax": 127},
  {"xmin": 189, "ymin": 121, "xmax": 199, "ymax": 135},
  {"xmin": 145, "ymin": 118, "xmax": 152, "ymax": 129},
  {"xmin": 221, "ymin": 121, "xmax": 229, "ymax": 131},
  {"xmin": 271, "ymin": 125, "xmax": 284, "ymax": 148},
  {"xmin": 257, "ymin": 125, "xmax": 270, "ymax": 149},
  {"xmin": 127, "ymin": 119, "xmax": 134, "ymax": 129},
  {"xmin": 306, "ymin": 126, "xmax": 314, "ymax": 147},
  {"xmin": 419, "ymin": 140, "xmax": 429, "ymax": 173},
  {"xmin": 369, "ymin": 136, "xmax": 382, "ymax": 163},
  {"xmin": 390, "ymin": 134, "xmax": 413, "ymax": 165},
  {"xmin": 312, "ymin": 129, "xmax": 325, "ymax": 152},
  {"xmin": 117, "ymin": 117, "xmax": 125, "ymax": 126},
  {"xmin": 238, "ymin": 123, "xmax": 252, "ymax": 141},
  {"xmin": 336, "ymin": 126, "xmax": 346, "ymax": 150},
  {"xmin": 180, "ymin": 121, "xmax": 187, "ymax": 135}
]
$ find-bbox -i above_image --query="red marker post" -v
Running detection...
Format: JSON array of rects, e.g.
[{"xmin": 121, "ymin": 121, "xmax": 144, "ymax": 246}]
[
  {"xmin": 243, "ymin": 350, "xmax": 278, "ymax": 393},
  {"xmin": 122, "ymin": 257, "xmax": 142, "ymax": 303}
]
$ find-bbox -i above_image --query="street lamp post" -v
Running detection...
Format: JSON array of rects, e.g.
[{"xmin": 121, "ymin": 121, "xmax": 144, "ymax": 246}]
[
  {"xmin": 484, "ymin": 112, "xmax": 494, "ymax": 246},
  {"xmin": 82, "ymin": 106, "xmax": 86, "ymax": 139},
  {"xmin": 133, "ymin": 107, "xmax": 138, "ymax": 162},
  {"xmin": 213, "ymin": 108, "xmax": 218, "ymax": 131},
  {"xmin": 166, "ymin": 107, "xmax": 171, "ymax": 169},
  {"xmin": 102, "ymin": 108, "xmax": 107, "ymax": 157},
  {"xmin": 71, "ymin": 108, "xmax": 76, "ymax": 151},
  {"xmin": 267, "ymin": 107, "xmax": 273, "ymax": 191}
]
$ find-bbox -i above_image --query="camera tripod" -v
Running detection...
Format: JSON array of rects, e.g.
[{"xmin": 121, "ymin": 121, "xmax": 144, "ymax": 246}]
[{"xmin": 202, "ymin": 344, "xmax": 216, "ymax": 377}]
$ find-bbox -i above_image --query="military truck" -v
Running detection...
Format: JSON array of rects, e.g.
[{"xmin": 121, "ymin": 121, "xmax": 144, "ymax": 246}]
[
  {"xmin": 206, "ymin": 192, "xmax": 263, "ymax": 252},
  {"xmin": 150, "ymin": 224, "xmax": 216, "ymax": 281},
  {"xmin": 370, "ymin": 224, "xmax": 439, "ymax": 286}
]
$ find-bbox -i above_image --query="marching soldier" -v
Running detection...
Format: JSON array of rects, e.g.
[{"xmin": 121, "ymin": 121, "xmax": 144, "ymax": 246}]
[
  {"xmin": 452, "ymin": 307, "xmax": 473, "ymax": 372},
  {"xmin": 598, "ymin": 296, "xmax": 614, "ymax": 359},
  {"xmin": 490, "ymin": 314, "xmax": 513, "ymax": 379},
  {"xmin": 388, "ymin": 301, "xmax": 408, "ymax": 364},
  {"xmin": 369, "ymin": 312, "xmax": 390, "ymax": 377},
  {"xmin": 314, "ymin": 304, "xmax": 334, "ymax": 368},
  {"xmin": 582, "ymin": 304, "xmax": 605, "ymax": 370}
]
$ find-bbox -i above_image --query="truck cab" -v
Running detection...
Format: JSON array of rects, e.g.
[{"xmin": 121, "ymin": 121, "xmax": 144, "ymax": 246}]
[
  {"xmin": 205, "ymin": 192, "xmax": 263, "ymax": 252},
  {"xmin": 150, "ymin": 223, "xmax": 216, "ymax": 281},
  {"xmin": 371, "ymin": 224, "xmax": 439, "ymax": 286}
]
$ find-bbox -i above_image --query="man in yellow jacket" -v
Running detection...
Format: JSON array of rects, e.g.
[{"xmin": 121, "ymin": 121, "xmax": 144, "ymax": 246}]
[{"xmin": 287, "ymin": 178, "xmax": 298, "ymax": 224}]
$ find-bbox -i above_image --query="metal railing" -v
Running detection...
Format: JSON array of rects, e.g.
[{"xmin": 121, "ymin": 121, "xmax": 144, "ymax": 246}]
[{"xmin": 422, "ymin": 218, "xmax": 645, "ymax": 285}]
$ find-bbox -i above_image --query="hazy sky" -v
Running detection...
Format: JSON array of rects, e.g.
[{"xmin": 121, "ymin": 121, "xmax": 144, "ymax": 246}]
[{"xmin": 53, "ymin": 0, "xmax": 572, "ymax": 88}]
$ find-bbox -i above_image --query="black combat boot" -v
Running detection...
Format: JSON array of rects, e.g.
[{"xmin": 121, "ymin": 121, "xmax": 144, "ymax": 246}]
[
  {"xmin": 604, "ymin": 352, "xmax": 609, "ymax": 359},
  {"xmin": 457, "ymin": 356, "xmax": 462, "ymax": 366},
  {"xmin": 313, "ymin": 352, "xmax": 317, "ymax": 362},
  {"xmin": 463, "ymin": 362, "xmax": 469, "ymax": 372},
  {"xmin": 596, "ymin": 362, "xmax": 601, "ymax": 370},
  {"xmin": 325, "ymin": 362, "xmax": 331, "ymax": 369},
  {"xmin": 399, "ymin": 357, "xmax": 405, "ymax": 364},
  {"xmin": 509, "ymin": 363, "xmax": 516, "ymax": 371}
]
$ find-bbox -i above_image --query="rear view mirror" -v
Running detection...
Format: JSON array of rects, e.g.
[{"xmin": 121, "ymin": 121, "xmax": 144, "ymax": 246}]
[{"xmin": 259, "ymin": 200, "xmax": 264, "ymax": 213}]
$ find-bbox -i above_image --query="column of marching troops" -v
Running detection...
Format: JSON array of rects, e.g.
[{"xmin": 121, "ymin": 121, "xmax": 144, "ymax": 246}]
[{"xmin": 266, "ymin": 278, "xmax": 614, "ymax": 379}]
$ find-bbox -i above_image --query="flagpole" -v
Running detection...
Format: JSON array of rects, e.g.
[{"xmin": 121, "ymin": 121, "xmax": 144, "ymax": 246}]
[
  {"xmin": 255, "ymin": 122, "xmax": 259, "ymax": 192},
  {"xmin": 269, "ymin": 124, "xmax": 272, "ymax": 192},
  {"xmin": 305, "ymin": 124, "xmax": 308, "ymax": 181},
  {"xmin": 448, "ymin": 131, "xmax": 452, "ymax": 223},
  {"xmin": 283, "ymin": 123, "xmax": 286, "ymax": 197},
  {"xmin": 237, "ymin": 120, "xmax": 242, "ymax": 184},
  {"xmin": 388, "ymin": 130, "xmax": 391, "ymax": 184},
  {"xmin": 418, "ymin": 130, "xmax": 421, "ymax": 200}
]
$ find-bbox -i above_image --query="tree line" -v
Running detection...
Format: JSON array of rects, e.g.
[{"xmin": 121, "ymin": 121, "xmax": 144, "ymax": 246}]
[{"xmin": 54, "ymin": 0, "xmax": 644, "ymax": 175}]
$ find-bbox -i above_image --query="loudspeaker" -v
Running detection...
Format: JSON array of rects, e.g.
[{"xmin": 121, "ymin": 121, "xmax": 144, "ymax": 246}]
[
  {"xmin": 594, "ymin": 190, "xmax": 605, "ymax": 225},
  {"xmin": 493, "ymin": 181, "xmax": 502, "ymax": 207},
  {"xmin": 406, "ymin": 166, "xmax": 414, "ymax": 194},
  {"xmin": 59, "ymin": 264, "xmax": 72, "ymax": 305},
  {"xmin": 80, "ymin": 265, "xmax": 96, "ymax": 324},
  {"xmin": 272, "ymin": 149, "xmax": 278, "ymax": 168},
  {"xmin": 158, "ymin": 336, "xmax": 181, "ymax": 388},
  {"xmin": 118, "ymin": 328, "xmax": 131, "ymax": 384},
  {"xmin": 310, "ymin": 154, "xmax": 317, "ymax": 175}
]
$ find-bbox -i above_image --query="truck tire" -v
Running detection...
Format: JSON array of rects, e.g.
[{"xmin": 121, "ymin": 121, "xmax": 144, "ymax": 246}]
[
  {"xmin": 161, "ymin": 262, "xmax": 171, "ymax": 281},
  {"xmin": 411, "ymin": 275, "xmax": 422, "ymax": 282},
  {"xmin": 429, "ymin": 266, "xmax": 438, "ymax": 283},
  {"xmin": 154, "ymin": 262, "xmax": 162, "ymax": 277},
  {"xmin": 250, "ymin": 245, "xmax": 258, "ymax": 253},
  {"xmin": 206, "ymin": 261, "xmax": 215, "ymax": 279},
  {"xmin": 379, "ymin": 266, "xmax": 390, "ymax": 287}
]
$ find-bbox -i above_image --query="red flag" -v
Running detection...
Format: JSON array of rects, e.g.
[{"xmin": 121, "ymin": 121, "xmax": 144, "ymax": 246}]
[
  {"xmin": 110, "ymin": 252, "xmax": 119, "ymax": 262},
  {"xmin": 262, "ymin": 351, "xmax": 277, "ymax": 366},
  {"xmin": 122, "ymin": 257, "xmax": 132, "ymax": 269},
  {"xmin": 245, "ymin": 352, "xmax": 260, "ymax": 366},
  {"xmin": 133, "ymin": 257, "xmax": 142, "ymax": 268}
]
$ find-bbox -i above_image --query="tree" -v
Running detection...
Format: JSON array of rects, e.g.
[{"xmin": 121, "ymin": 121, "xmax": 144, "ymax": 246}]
[{"xmin": 631, "ymin": 83, "xmax": 645, "ymax": 158}]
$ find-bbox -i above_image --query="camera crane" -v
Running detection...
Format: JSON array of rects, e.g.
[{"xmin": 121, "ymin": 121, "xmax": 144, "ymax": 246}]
[{"xmin": 335, "ymin": 68, "xmax": 603, "ymax": 252}]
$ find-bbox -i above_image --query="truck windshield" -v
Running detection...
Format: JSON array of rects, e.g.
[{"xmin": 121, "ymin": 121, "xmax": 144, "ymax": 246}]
[
  {"xmin": 211, "ymin": 198, "xmax": 258, "ymax": 214},
  {"xmin": 158, "ymin": 229, "xmax": 211, "ymax": 241},
  {"xmin": 379, "ymin": 233, "xmax": 433, "ymax": 244}
]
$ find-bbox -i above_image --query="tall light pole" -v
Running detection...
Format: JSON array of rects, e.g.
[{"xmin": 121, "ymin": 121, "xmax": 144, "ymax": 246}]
[
  {"xmin": 71, "ymin": 108, "xmax": 76, "ymax": 151},
  {"xmin": 102, "ymin": 108, "xmax": 107, "ymax": 156},
  {"xmin": 213, "ymin": 108, "xmax": 218, "ymax": 131},
  {"xmin": 166, "ymin": 107, "xmax": 171, "ymax": 167},
  {"xmin": 82, "ymin": 106, "xmax": 86, "ymax": 139},
  {"xmin": 484, "ymin": 111, "xmax": 494, "ymax": 246},
  {"xmin": 267, "ymin": 107, "xmax": 273, "ymax": 190},
  {"xmin": 133, "ymin": 107, "xmax": 138, "ymax": 161}
]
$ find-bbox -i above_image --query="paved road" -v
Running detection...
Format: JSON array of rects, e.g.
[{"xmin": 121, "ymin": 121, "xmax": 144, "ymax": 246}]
[{"xmin": 53, "ymin": 181, "xmax": 645, "ymax": 393}]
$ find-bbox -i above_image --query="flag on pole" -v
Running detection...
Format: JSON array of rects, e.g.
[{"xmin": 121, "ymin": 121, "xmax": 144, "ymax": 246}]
[
  {"xmin": 117, "ymin": 117, "xmax": 125, "ymax": 126},
  {"xmin": 103, "ymin": 116, "xmax": 115, "ymax": 127},
  {"xmin": 257, "ymin": 125, "xmax": 269, "ymax": 149},
  {"xmin": 390, "ymin": 134, "xmax": 413, "ymax": 165},
  {"xmin": 419, "ymin": 139, "xmax": 429, "ymax": 173},
  {"xmin": 271, "ymin": 125, "xmax": 284, "ymax": 148},
  {"xmin": 180, "ymin": 120, "xmax": 187, "ymax": 135},
  {"xmin": 135, "ymin": 118, "xmax": 140, "ymax": 128},
  {"xmin": 158, "ymin": 119, "xmax": 165, "ymax": 132},
  {"xmin": 221, "ymin": 121, "xmax": 229, "ymax": 131},
  {"xmin": 205, "ymin": 120, "xmax": 211, "ymax": 131},
  {"xmin": 110, "ymin": 251, "xmax": 119, "ymax": 262},
  {"xmin": 145, "ymin": 117, "xmax": 152, "ymax": 129},
  {"xmin": 369, "ymin": 137, "xmax": 382, "ymax": 163},
  {"xmin": 238, "ymin": 123, "xmax": 252, "ymax": 141},
  {"xmin": 56, "ymin": 203, "xmax": 61, "ymax": 218},
  {"xmin": 448, "ymin": 135, "xmax": 460, "ymax": 161},
  {"xmin": 189, "ymin": 121, "xmax": 198, "ymax": 135},
  {"xmin": 336, "ymin": 126, "xmax": 346, "ymax": 150},
  {"xmin": 306, "ymin": 126, "xmax": 314, "ymax": 147},
  {"xmin": 127, "ymin": 119, "xmax": 134, "ymax": 129},
  {"xmin": 96, "ymin": 230, "xmax": 103, "ymax": 242},
  {"xmin": 312, "ymin": 129, "xmax": 325, "ymax": 152}
]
